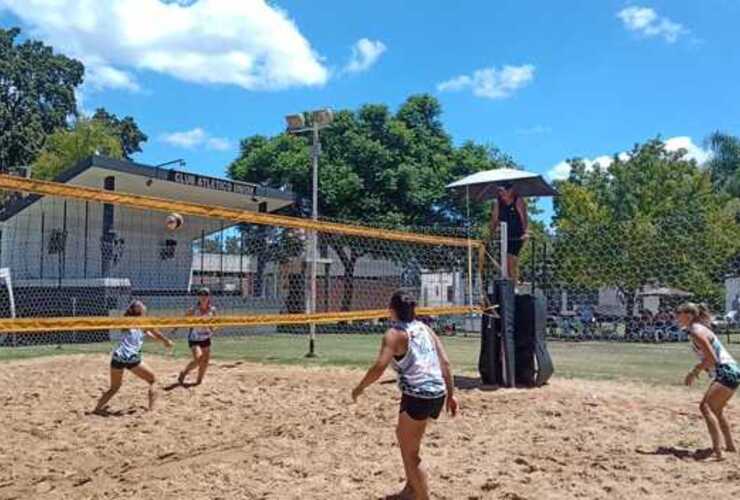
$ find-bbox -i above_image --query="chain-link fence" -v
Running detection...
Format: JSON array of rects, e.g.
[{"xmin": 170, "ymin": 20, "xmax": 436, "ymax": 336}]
[{"xmin": 518, "ymin": 214, "xmax": 740, "ymax": 343}]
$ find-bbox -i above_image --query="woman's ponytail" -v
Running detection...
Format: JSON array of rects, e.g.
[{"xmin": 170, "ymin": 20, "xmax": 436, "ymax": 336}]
[{"xmin": 697, "ymin": 303, "xmax": 712, "ymax": 326}]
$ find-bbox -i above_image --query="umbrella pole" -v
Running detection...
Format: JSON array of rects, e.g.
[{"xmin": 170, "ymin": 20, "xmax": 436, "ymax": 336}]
[{"xmin": 466, "ymin": 185, "xmax": 474, "ymax": 310}]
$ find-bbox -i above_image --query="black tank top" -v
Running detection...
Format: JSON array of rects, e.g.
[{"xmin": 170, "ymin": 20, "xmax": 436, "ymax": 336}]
[{"xmin": 498, "ymin": 196, "xmax": 524, "ymax": 240}]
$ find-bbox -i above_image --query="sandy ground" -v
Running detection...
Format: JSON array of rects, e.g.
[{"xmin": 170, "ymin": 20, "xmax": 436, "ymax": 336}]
[{"xmin": 1, "ymin": 356, "xmax": 740, "ymax": 500}]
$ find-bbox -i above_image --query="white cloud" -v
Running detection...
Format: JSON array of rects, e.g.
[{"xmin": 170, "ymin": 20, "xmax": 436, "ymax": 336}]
[
  {"xmin": 85, "ymin": 63, "xmax": 141, "ymax": 92},
  {"xmin": 0, "ymin": 0, "xmax": 328, "ymax": 92},
  {"xmin": 344, "ymin": 38, "xmax": 386, "ymax": 74},
  {"xmin": 617, "ymin": 6, "xmax": 688, "ymax": 43},
  {"xmin": 547, "ymin": 137, "xmax": 710, "ymax": 181},
  {"xmin": 664, "ymin": 136, "xmax": 711, "ymax": 164},
  {"xmin": 548, "ymin": 155, "xmax": 620, "ymax": 181},
  {"xmin": 437, "ymin": 64, "xmax": 535, "ymax": 99},
  {"xmin": 160, "ymin": 128, "xmax": 232, "ymax": 151}
]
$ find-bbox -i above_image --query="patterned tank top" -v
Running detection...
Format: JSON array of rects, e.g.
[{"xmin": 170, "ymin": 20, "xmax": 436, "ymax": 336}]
[
  {"xmin": 392, "ymin": 320, "xmax": 446, "ymax": 399},
  {"xmin": 113, "ymin": 329, "xmax": 145, "ymax": 362},
  {"xmin": 189, "ymin": 305, "xmax": 215, "ymax": 342},
  {"xmin": 690, "ymin": 324, "xmax": 738, "ymax": 378}
]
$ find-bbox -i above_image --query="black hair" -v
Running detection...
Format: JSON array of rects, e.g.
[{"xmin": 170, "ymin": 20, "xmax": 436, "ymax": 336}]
[
  {"xmin": 500, "ymin": 181, "xmax": 514, "ymax": 190},
  {"xmin": 389, "ymin": 290, "xmax": 417, "ymax": 323},
  {"xmin": 124, "ymin": 300, "xmax": 146, "ymax": 317}
]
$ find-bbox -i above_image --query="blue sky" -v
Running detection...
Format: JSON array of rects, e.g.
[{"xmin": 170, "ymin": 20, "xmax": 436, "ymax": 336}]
[{"xmin": 2, "ymin": 0, "xmax": 739, "ymax": 223}]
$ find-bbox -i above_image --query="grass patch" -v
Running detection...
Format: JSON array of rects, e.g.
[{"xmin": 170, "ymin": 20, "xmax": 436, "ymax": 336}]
[{"xmin": 2, "ymin": 334, "xmax": 738, "ymax": 388}]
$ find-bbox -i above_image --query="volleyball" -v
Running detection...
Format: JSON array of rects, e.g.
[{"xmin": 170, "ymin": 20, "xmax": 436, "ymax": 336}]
[{"xmin": 165, "ymin": 213, "xmax": 184, "ymax": 231}]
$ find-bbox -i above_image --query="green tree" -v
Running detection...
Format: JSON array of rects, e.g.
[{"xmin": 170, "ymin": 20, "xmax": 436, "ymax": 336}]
[
  {"xmin": 229, "ymin": 95, "xmax": 514, "ymax": 309},
  {"xmin": 551, "ymin": 138, "xmax": 740, "ymax": 313},
  {"xmin": 705, "ymin": 131, "xmax": 740, "ymax": 198},
  {"xmin": 92, "ymin": 108, "xmax": 148, "ymax": 160},
  {"xmin": 31, "ymin": 118, "xmax": 123, "ymax": 180},
  {"xmin": 0, "ymin": 27, "xmax": 84, "ymax": 171}
]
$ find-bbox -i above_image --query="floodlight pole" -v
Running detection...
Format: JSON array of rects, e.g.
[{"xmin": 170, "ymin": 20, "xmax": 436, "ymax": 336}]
[
  {"xmin": 307, "ymin": 122, "xmax": 320, "ymax": 358},
  {"xmin": 285, "ymin": 109, "xmax": 333, "ymax": 359}
]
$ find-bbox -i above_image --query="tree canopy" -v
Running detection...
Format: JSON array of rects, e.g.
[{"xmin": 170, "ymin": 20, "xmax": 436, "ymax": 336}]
[
  {"xmin": 229, "ymin": 94, "xmax": 515, "ymax": 229},
  {"xmin": 550, "ymin": 138, "xmax": 740, "ymax": 311},
  {"xmin": 705, "ymin": 131, "xmax": 740, "ymax": 199},
  {"xmin": 92, "ymin": 108, "xmax": 148, "ymax": 160},
  {"xmin": 0, "ymin": 27, "xmax": 148, "ymax": 177},
  {"xmin": 0, "ymin": 27, "xmax": 84, "ymax": 171},
  {"xmin": 31, "ymin": 118, "xmax": 123, "ymax": 180}
]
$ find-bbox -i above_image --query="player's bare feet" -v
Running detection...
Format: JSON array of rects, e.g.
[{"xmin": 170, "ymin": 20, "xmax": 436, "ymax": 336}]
[{"xmin": 92, "ymin": 406, "xmax": 108, "ymax": 416}]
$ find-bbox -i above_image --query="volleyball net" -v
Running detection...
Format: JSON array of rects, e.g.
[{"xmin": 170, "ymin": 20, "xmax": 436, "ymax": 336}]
[{"xmin": 0, "ymin": 174, "xmax": 487, "ymax": 346}]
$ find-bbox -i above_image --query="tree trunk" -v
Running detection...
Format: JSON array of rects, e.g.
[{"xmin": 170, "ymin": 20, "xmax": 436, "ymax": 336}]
[{"xmin": 332, "ymin": 242, "xmax": 361, "ymax": 312}]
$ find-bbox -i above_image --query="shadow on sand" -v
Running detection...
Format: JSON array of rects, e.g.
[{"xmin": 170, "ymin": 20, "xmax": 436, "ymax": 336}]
[
  {"xmin": 636, "ymin": 446, "xmax": 714, "ymax": 461},
  {"xmin": 453, "ymin": 375, "xmax": 499, "ymax": 392},
  {"xmin": 163, "ymin": 381, "xmax": 200, "ymax": 392}
]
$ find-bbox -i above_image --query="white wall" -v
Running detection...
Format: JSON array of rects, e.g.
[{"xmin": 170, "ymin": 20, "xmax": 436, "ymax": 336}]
[
  {"xmin": 420, "ymin": 272, "xmax": 460, "ymax": 307},
  {"xmin": 1, "ymin": 197, "xmax": 222, "ymax": 290}
]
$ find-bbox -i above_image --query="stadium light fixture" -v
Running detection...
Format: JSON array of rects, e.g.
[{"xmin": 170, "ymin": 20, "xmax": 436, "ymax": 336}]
[{"xmin": 285, "ymin": 113, "xmax": 306, "ymax": 131}]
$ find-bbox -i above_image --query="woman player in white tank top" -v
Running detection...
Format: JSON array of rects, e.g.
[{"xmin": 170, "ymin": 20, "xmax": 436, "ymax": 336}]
[
  {"xmin": 93, "ymin": 300, "xmax": 173, "ymax": 415},
  {"xmin": 677, "ymin": 302, "xmax": 739, "ymax": 460},
  {"xmin": 352, "ymin": 290, "xmax": 458, "ymax": 500},
  {"xmin": 178, "ymin": 287, "xmax": 216, "ymax": 386}
]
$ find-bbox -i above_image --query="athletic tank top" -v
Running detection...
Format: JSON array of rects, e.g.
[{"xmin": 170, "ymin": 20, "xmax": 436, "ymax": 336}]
[
  {"xmin": 113, "ymin": 329, "xmax": 145, "ymax": 360},
  {"xmin": 189, "ymin": 305, "xmax": 215, "ymax": 341},
  {"xmin": 497, "ymin": 196, "xmax": 524, "ymax": 240},
  {"xmin": 392, "ymin": 320, "xmax": 446, "ymax": 399},
  {"xmin": 690, "ymin": 324, "xmax": 738, "ymax": 378}
]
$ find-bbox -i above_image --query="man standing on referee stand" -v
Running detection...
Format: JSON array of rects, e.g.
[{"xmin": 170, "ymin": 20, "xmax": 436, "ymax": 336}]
[{"xmin": 490, "ymin": 181, "xmax": 529, "ymax": 284}]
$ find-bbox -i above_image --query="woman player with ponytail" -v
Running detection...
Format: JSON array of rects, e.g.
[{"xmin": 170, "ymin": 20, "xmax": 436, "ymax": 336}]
[
  {"xmin": 352, "ymin": 290, "xmax": 458, "ymax": 500},
  {"xmin": 93, "ymin": 300, "xmax": 173, "ymax": 415},
  {"xmin": 676, "ymin": 302, "xmax": 739, "ymax": 460},
  {"xmin": 178, "ymin": 287, "xmax": 216, "ymax": 386}
]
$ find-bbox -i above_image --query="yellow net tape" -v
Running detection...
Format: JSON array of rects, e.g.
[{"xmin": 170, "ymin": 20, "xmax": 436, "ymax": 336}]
[
  {"xmin": 0, "ymin": 305, "xmax": 481, "ymax": 333},
  {"xmin": 0, "ymin": 174, "xmax": 482, "ymax": 249}
]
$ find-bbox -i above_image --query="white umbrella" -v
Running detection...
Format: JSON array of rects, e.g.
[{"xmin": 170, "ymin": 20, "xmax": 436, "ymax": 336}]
[{"xmin": 446, "ymin": 168, "xmax": 558, "ymax": 200}]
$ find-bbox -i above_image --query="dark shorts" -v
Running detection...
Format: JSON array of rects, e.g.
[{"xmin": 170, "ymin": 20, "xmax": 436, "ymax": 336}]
[
  {"xmin": 188, "ymin": 338, "xmax": 211, "ymax": 349},
  {"xmin": 507, "ymin": 238, "xmax": 524, "ymax": 257},
  {"xmin": 110, "ymin": 354, "xmax": 141, "ymax": 370},
  {"xmin": 714, "ymin": 363, "xmax": 740, "ymax": 390},
  {"xmin": 400, "ymin": 394, "xmax": 446, "ymax": 421}
]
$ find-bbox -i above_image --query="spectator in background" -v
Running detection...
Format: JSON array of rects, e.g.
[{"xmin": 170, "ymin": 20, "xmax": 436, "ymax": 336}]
[{"xmin": 578, "ymin": 304, "xmax": 596, "ymax": 337}]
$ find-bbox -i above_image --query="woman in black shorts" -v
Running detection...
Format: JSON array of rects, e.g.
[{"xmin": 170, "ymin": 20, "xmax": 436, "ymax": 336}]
[
  {"xmin": 677, "ymin": 302, "xmax": 739, "ymax": 460},
  {"xmin": 178, "ymin": 287, "xmax": 216, "ymax": 386},
  {"xmin": 490, "ymin": 181, "xmax": 529, "ymax": 283},
  {"xmin": 352, "ymin": 290, "xmax": 458, "ymax": 499},
  {"xmin": 93, "ymin": 300, "xmax": 173, "ymax": 415}
]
